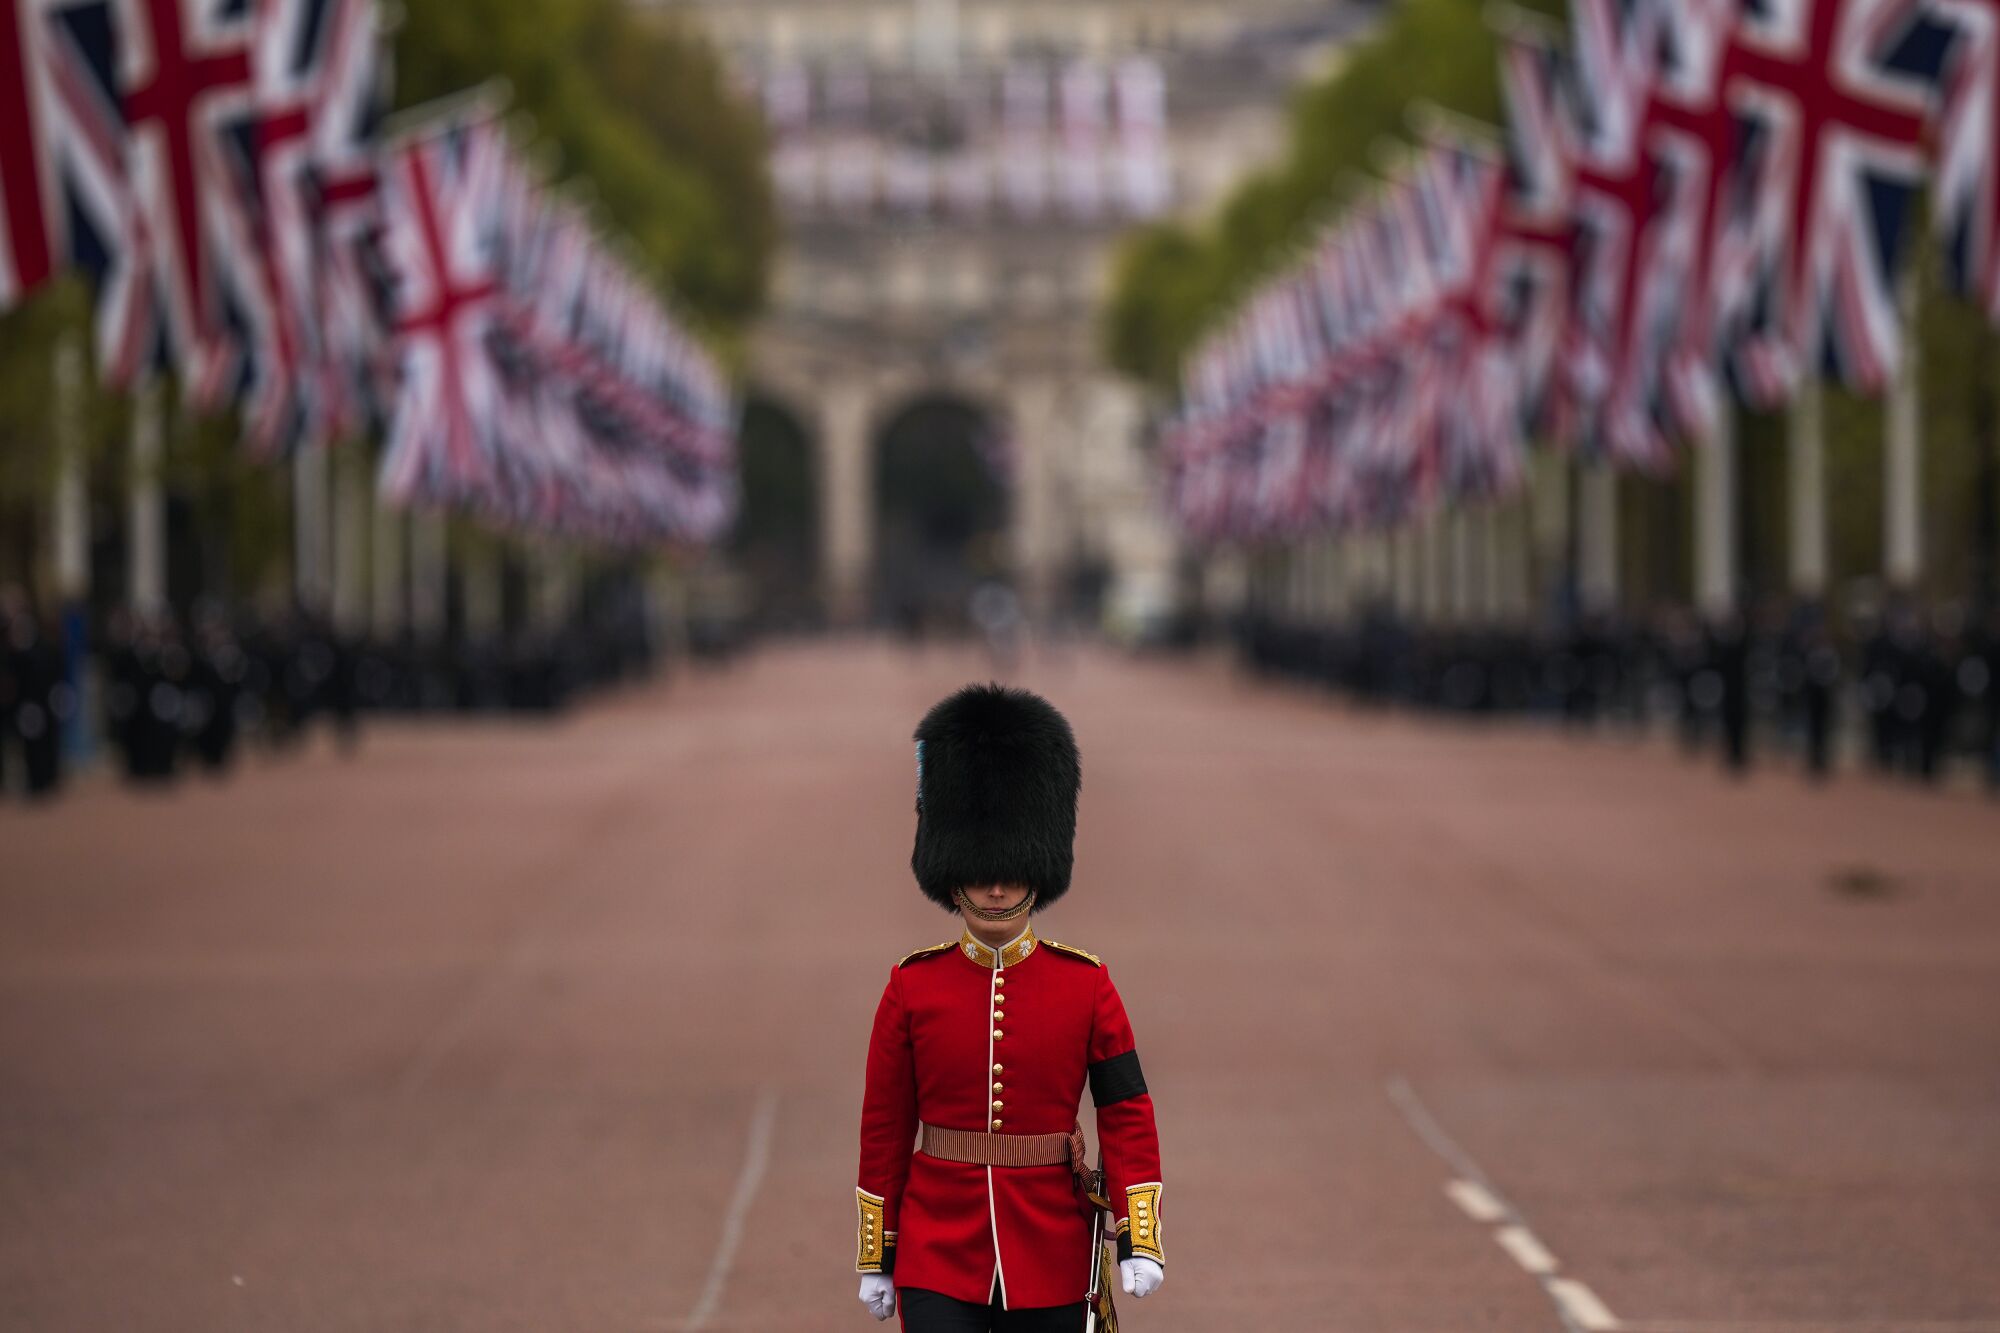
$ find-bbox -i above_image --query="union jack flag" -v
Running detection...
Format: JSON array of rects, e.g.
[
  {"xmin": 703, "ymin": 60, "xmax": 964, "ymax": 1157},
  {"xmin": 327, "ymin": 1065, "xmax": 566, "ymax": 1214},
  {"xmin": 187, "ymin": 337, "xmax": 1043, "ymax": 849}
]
[
  {"xmin": 1415, "ymin": 116, "xmax": 1526, "ymax": 497},
  {"xmin": 109, "ymin": 0, "xmax": 260, "ymax": 401},
  {"xmin": 1352, "ymin": 174, "xmax": 1439, "ymax": 524},
  {"xmin": 1492, "ymin": 14, "xmax": 1580, "ymax": 445},
  {"xmin": 1394, "ymin": 146, "xmax": 1463, "ymax": 510},
  {"xmin": 309, "ymin": 0, "xmax": 390, "ymax": 442},
  {"xmin": 1719, "ymin": 0, "xmax": 1954, "ymax": 403},
  {"xmin": 1931, "ymin": 0, "xmax": 2000, "ymax": 316},
  {"xmin": 232, "ymin": 0, "xmax": 384, "ymax": 453},
  {"xmin": 0, "ymin": 0, "xmax": 62, "ymax": 309},
  {"xmin": 33, "ymin": 0, "xmax": 147, "ymax": 378},
  {"xmin": 1646, "ymin": 0, "xmax": 1747, "ymax": 442},
  {"xmin": 376, "ymin": 105, "xmax": 505, "ymax": 508},
  {"xmin": 1565, "ymin": 0, "xmax": 1699, "ymax": 468},
  {"xmin": 0, "ymin": 0, "xmax": 130, "ymax": 317}
]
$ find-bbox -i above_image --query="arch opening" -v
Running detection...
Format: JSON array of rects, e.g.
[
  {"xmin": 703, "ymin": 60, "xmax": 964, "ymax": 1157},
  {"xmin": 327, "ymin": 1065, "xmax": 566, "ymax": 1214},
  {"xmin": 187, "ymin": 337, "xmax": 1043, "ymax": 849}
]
[
  {"xmin": 730, "ymin": 391, "xmax": 822, "ymax": 631},
  {"xmin": 871, "ymin": 393, "xmax": 1011, "ymax": 633}
]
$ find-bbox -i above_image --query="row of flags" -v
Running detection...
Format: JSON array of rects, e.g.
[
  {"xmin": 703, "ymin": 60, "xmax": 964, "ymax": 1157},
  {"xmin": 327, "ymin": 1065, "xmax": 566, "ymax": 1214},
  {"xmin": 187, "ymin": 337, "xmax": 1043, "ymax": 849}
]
[
  {"xmin": 0, "ymin": 0, "xmax": 735, "ymax": 548},
  {"xmin": 761, "ymin": 57, "xmax": 1172, "ymax": 222},
  {"xmin": 1160, "ymin": 0, "xmax": 1983, "ymax": 546},
  {"xmin": 376, "ymin": 107, "xmax": 736, "ymax": 546}
]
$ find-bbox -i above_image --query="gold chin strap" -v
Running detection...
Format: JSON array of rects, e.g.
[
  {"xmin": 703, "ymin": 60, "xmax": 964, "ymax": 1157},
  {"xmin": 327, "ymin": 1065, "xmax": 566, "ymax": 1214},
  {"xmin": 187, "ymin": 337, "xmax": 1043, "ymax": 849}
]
[{"xmin": 954, "ymin": 887, "xmax": 1037, "ymax": 921}]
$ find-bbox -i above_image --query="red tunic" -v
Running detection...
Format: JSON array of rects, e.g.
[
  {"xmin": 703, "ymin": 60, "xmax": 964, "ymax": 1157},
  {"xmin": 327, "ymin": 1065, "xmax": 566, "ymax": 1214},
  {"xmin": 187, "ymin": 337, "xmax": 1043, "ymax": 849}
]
[{"xmin": 855, "ymin": 925, "xmax": 1164, "ymax": 1310}]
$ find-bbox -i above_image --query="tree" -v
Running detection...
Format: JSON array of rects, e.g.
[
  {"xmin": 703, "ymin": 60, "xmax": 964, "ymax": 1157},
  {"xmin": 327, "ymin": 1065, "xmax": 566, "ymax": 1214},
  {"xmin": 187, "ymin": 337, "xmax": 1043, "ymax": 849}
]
[
  {"xmin": 394, "ymin": 0, "xmax": 773, "ymax": 348},
  {"xmin": 1101, "ymin": 0, "xmax": 1555, "ymax": 390}
]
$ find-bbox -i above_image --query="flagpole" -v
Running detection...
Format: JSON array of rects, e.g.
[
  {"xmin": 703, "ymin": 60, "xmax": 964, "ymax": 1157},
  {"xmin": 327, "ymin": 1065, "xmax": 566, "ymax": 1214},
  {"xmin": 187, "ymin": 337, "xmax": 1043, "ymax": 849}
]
[
  {"xmin": 1694, "ymin": 406, "xmax": 1738, "ymax": 622},
  {"xmin": 1884, "ymin": 269, "xmax": 1922, "ymax": 592},
  {"xmin": 52, "ymin": 330, "xmax": 94, "ymax": 760},
  {"xmin": 1529, "ymin": 448, "xmax": 1568, "ymax": 625},
  {"xmin": 294, "ymin": 443, "xmax": 331, "ymax": 615},
  {"xmin": 371, "ymin": 467, "xmax": 407, "ymax": 642},
  {"xmin": 1477, "ymin": 503, "xmax": 1503, "ymax": 625},
  {"xmin": 1448, "ymin": 507, "xmax": 1475, "ymax": 627},
  {"xmin": 1577, "ymin": 457, "xmax": 1618, "ymax": 617},
  {"xmin": 1786, "ymin": 380, "xmax": 1827, "ymax": 601},
  {"xmin": 1498, "ymin": 494, "xmax": 1533, "ymax": 627},
  {"xmin": 128, "ymin": 378, "xmax": 166, "ymax": 618},
  {"xmin": 460, "ymin": 527, "xmax": 503, "ymax": 644},
  {"xmin": 331, "ymin": 441, "xmax": 372, "ymax": 637},
  {"xmin": 408, "ymin": 507, "xmax": 448, "ymax": 646}
]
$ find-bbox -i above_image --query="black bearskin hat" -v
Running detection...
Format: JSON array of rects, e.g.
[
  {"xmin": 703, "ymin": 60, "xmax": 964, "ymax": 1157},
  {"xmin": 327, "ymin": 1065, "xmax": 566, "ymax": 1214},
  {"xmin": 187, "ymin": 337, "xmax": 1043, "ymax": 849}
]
[{"xmin": 911, "ymin": 683, "xmax": 1081, "ymax": 912}]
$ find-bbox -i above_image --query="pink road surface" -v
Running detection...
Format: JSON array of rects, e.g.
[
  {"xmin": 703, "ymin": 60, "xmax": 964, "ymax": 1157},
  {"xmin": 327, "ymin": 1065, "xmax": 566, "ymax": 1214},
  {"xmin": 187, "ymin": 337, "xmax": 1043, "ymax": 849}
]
[{"xmin": 3, "ymin": 641, "xmax": 1999, "ymax": 1331}]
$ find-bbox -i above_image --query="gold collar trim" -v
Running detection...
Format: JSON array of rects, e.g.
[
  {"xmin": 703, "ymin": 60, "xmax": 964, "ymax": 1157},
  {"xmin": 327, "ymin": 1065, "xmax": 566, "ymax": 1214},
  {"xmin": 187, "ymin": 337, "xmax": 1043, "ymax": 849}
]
[{"xmin": 959, "ymin": 925, "xmax": 1038, "ymax": 969}]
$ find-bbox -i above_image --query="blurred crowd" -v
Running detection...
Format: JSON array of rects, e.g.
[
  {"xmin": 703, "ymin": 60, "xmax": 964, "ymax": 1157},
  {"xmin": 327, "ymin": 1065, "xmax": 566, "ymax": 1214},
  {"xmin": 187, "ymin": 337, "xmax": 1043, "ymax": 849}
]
[
  {"xmin": 0, "ymin": 583, "xmax": 661, "ymax": 804},
  {"xmin": 1240, "ymin": 596, "xmax": 2000, "ymax": 788}
]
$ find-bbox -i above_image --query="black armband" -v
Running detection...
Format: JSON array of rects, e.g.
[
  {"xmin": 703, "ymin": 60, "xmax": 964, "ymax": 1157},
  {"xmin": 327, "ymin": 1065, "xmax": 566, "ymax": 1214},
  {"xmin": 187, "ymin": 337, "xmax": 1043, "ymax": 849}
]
[{"xmin": 1089, "ymin": 1048, "xmax": 1148, "ymax": 1105}]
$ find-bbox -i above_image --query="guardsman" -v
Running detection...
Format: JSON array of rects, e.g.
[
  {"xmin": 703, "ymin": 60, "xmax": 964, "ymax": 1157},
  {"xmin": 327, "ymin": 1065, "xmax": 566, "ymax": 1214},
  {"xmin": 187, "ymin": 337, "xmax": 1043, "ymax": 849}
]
[{"xmin": 856, "ymin": 683, "xmax": 1165, "ymax": 1330}]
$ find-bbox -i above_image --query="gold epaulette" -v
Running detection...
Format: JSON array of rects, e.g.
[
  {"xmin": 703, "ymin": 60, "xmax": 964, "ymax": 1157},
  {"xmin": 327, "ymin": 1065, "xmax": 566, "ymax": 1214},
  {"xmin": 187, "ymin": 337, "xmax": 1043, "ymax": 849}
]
[
  {"xmin": 1042, "ymin": 940, "xmax": 1102, "ymax": 967},
  {"xmin": 898, "ymin": 941, "xmax": 956, "ymax": 968}
]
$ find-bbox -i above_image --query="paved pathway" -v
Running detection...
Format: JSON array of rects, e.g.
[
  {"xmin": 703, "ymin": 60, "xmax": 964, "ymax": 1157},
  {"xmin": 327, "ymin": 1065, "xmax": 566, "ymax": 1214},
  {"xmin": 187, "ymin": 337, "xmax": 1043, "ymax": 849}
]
[{"xmin": 4, "ymin": 641, "xmax": 1998, "ymax": 1331}]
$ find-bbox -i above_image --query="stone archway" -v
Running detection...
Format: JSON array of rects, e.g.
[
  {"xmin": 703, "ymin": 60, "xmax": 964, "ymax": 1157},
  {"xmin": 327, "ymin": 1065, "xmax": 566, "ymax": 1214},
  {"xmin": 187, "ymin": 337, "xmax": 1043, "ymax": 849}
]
[
  {"xmin": 804, "ymin": 370, "xmax": 1115, "ymax": 630},
  {"xmin": 729, "ymin": 390, "xmax": 822, "ymax": 629},
  {"xmin": 870, "ymin": 392, "xmax": 1011, "ymax": 632}
]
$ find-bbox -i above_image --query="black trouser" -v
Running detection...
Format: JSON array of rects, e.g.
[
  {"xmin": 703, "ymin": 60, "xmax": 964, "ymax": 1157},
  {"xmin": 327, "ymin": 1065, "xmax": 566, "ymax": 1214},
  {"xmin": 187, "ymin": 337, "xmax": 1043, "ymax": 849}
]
[{"xmin": 899, "ymin": 1288, "xmax": 1087, "ymax": 1332}]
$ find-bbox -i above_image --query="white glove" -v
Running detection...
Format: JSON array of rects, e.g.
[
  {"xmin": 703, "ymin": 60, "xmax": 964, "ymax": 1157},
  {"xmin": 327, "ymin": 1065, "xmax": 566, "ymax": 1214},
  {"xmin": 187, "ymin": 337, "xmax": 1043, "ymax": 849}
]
[
  {"xmin": 857, "ymin": 1273, "xmax": 896, "ymax": 1321},
  {"xmin": 1119, "ymin": 1256, "xmax": 1164, "ymax": 1299}
]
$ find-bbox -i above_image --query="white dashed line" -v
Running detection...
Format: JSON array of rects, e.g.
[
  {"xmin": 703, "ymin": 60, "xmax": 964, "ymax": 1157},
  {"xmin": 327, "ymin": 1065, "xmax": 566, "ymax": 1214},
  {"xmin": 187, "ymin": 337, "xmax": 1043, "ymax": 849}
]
[
  {"xmin": 1496, "ymin": 1224, "xmax": 1560, "ymax": 1275},
  {"xmin": 683, "ymin": 1089, "xmax": 778, "ymax": 1332},
  {"xmin": 1550, "ymin": 1277, "xmax": 1622, "ymax": 1331},
  {"xmin": 1386, "ymin": 1076, "xmax": 1618, "ymax": 1333},
  {"xmin": 1391, "ymin": 1078, "xmax": 2000, "ymax": 1333},
  {"xmin": 1446, "ymin": 1179, "xmax": 1506, "ymax": 1223}
]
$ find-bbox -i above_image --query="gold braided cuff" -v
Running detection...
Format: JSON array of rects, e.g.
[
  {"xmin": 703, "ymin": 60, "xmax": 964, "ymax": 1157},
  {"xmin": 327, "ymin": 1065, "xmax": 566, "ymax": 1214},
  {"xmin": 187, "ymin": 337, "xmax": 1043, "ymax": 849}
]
[
  {"xmin": 856, "ymin": 1188, "xmax": 891, "ymax": 1273},
  {"xmin": 1125, "ymin": 1182, "xmax": 1164, "ymax": 1265}
]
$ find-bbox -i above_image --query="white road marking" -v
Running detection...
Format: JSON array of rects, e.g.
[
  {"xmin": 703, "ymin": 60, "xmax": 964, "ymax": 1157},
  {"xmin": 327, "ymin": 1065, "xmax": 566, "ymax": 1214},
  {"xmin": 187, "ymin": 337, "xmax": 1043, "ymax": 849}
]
[
  {"xmin": 1496, "ymin": 1225, "xmax": 1559, "ymax": 1275},
  {"xmin": 1392, "ymin": 1077, "xmax": 2000, "ymax": 1333},
  {"xmin": 1386, "ymin": 1076, "xmax": 1617, "ymax": 1333},
  {"xmin": 1551, "ymin": 1278, "xmax": 1621, "ymax": 1331},
  {"xmin": 1446, "ymin": 1179, "xmax": 1506, "ymax": 1223},
  {"xmin": 683, "ymin": 1089, "xmax": 779, "ymax": 1332},
  {"xmin": 1385, "ymin": 1075, "xmax": 1506, "ymax": 1195}
]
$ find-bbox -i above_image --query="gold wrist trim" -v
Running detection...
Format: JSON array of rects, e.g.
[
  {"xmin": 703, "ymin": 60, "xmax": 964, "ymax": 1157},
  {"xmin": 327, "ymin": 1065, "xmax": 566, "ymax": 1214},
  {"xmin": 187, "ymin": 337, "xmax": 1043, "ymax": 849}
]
[
  {"xmin": 1125, "ymin": 1182, "xmax": 1164, "ymax": 1264},
  {"xmin": 856, "ymin": 1188, "xmax": 888, "ymax": 1272}
]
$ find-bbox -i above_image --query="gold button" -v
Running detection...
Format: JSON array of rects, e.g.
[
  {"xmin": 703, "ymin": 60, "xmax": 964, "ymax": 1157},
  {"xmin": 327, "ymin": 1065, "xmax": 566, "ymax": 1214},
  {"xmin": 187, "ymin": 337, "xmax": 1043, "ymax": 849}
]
[
  {"xmin": 993, "ymin": 1063, "xmax": 1003, "ymax": 1073},
  {"xmin": 991, "ymin": 1119, "xmax": 1003, "ymax": 1129},
  {"xmin": 993, "ymin": 1030, "xmax": 1004, "ymax": 1040},
  {"xmin": 992, "ymin": 1099, "xmax": 1004, "ymax": 1109},
  {"xmin": 994, "ymin": 975, "xmax": 1005, "ymax": 985},
  {"xmin": 992, "ymin": 1082, "xmax": 1003, "ymax": 1091}
]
